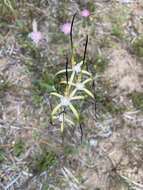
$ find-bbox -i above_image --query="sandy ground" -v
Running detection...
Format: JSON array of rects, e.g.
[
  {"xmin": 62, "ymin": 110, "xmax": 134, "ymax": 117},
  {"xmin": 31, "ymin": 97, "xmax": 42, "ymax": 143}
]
[{"xmin": 0, "ymin": 1, "xmax": 143, "ymax": 190}]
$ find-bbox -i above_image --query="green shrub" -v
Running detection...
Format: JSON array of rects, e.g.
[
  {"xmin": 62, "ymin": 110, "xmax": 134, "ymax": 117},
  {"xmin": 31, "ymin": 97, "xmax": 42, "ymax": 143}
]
[
  {"xmin": 132, "ymin": 36, "xmax": 143, "ymax": 57},
  {"xmin": 34, "ymin": 151, "xmax": 58, "ymax": 173},
  {"xmin": 63, "ymin": 145, "xmax": 74, "ymax": 158},
  {"xmin": 0, "ymin": 148, "xmax": 5, "ymax": 162},
  {"xmin": 129, "ymin": 92, "xmax": 143, "ymax": 111},
  {"xmin": 111, "ymin": 25, "xmax": 124, "ymax": 39},
  {"xmin": 0, "ymin": 0, "xmax": 17, "ymax": 18},
  {"xmin": 13, "ymin": 139, "xmax": 25, "ymax": 157},
  {"xmin": 94, "ymin": 54, "xmax": 108, "ymax": 73}
]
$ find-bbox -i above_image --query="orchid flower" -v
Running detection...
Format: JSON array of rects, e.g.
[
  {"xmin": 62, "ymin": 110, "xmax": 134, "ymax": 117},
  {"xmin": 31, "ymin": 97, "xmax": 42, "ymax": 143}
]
[
  {"xmin": 51, "ymin": 92, "xmax": 84, "ymax": 120},
  {"xmin": 51, "ymin": 13, "xmax": 93, "ymax": 132},
  {"xmin": 56, "ymin": 61, "xmax": 91, "ymax": 77},
  {"xmin": 52, "ymin": 114, "xmax": 74, "ymax": 132},
  {"xmin": 56, "ymin": 61, "xmax": 92, "ymax": 93},
  {"xmin": 51, "ymin": 91, "xmax": 85, "ymax": 132},
  {"xmin": 51, "ymin": 61, "xmax": 93, "ymax": 132},
  {"xmin": 61, "ymin": 78, "xmax": 94, "ymax": 98}
]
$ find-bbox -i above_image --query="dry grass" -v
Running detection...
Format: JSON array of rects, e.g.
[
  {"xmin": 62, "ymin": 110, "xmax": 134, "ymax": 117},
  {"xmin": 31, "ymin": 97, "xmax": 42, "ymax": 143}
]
[{"xmin": 0, "ymin": 0, "xmax": 143, "ymax": 189}]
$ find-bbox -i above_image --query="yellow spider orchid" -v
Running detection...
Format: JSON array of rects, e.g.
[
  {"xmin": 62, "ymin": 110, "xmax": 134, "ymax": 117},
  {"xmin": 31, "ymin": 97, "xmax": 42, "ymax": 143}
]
[
  {"xmin": 56, "ymin": 61, "xmax": 92, "ymax": 95},
  {"xmin": 51, "ymin": 14, "xmax": 94, "ymax": 133},
  {"xmin": 55, "ymin": 61, "xmax": 91, "ymax": 77},
  {"xmin": 51, "ymin": 91, "xmax": 85, "ymax": 132},
  {"xmin": 51, "ymin": 60, "xmax": 94, "ymax": 132},
  {"xmin": 52, "ymin": 114, "xmax": 74, "ymax": 132},
  {"xmin": 60, "ymin": 78, "xmax": 94, "ymax": 98},
  {"xmin": 51, "ymin": 92, "xmax": 84, "ymax": 120}
]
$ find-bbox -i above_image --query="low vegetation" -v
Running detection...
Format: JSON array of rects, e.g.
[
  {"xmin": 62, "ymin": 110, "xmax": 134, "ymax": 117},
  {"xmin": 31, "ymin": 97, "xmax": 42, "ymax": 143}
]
[{"xmin": 0, "ymin": 1, "xmax": 143, "ymax": 190}]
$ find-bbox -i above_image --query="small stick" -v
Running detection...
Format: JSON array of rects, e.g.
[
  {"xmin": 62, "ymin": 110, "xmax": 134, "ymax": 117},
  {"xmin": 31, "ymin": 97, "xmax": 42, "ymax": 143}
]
[{"xmin": 0, "ymin": 144, "xmax": 13, "ymax": 148}]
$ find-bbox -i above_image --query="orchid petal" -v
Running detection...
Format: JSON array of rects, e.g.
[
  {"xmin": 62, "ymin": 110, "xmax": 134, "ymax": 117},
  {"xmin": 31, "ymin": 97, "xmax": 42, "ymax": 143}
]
[
  {"xmin": 69, "ymin": 104, "xmax": 79, "ymax": 120},
  {"xmin": 83, "ymin": 88, "xmax": 94, "ymax": 98},
  {"xmin": 52, "ymin": 104, "xmax": 62, "ymax": 116},
  {"xmin": 51, "ymin": 92, "xmax": 63, "ymax": 98}
]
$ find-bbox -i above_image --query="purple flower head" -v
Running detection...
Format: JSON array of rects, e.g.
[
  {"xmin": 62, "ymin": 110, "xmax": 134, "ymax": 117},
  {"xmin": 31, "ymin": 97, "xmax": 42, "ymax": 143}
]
[
  {"xmin": 28, "ymin": 19, "xmax": 42, "ymax": 45},
  {"xmin": 29, "ymin": 31, "xmax": 42, "ymax": 44},
  {"xmin": 61, "ymin": 23, "xmax": 71, "ymax": 35},
  {"xmin": 80, "ymin": 9, "xmax": 90, "ymax": 17}
]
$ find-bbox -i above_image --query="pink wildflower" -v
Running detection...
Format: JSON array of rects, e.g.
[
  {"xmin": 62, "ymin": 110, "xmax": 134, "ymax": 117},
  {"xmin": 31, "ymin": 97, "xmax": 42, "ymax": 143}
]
[
  {"xmin": 80, "ymin": 9, "xmax": 90, "ymax": 17},
  {"xmin": 28, "ymin": 19, "xmax": 42, "ymax": 45},
  {"xmin": 61, "ymin": 23, "xmax": 71, "ymax": 35}
]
